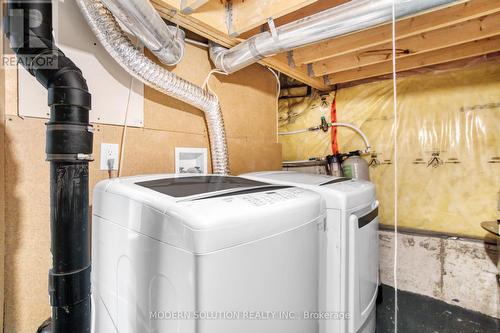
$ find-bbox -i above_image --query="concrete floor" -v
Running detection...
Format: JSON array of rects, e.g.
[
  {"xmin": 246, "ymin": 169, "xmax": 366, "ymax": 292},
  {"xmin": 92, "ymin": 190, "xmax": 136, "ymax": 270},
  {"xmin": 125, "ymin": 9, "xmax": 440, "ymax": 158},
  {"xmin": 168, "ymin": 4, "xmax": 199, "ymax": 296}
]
[{"xmin": 376, "ymin": 285, "xmax": 500, "ymax": 333}]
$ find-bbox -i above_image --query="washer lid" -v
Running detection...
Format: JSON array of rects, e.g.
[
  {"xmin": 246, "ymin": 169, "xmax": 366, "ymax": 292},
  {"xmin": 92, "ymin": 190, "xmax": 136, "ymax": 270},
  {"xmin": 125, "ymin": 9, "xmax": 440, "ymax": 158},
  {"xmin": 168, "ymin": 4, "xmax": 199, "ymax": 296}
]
[
  {"xmin": 136, "ymin": 175, "xmax": 270, "ymax": 198},
  {"xmin": 93, "ymin": 174, "xmax": 324, "ymax": 254},
  {"xmin": 245, "ymin": 171, "xmax": 340, "ymax": 186}
]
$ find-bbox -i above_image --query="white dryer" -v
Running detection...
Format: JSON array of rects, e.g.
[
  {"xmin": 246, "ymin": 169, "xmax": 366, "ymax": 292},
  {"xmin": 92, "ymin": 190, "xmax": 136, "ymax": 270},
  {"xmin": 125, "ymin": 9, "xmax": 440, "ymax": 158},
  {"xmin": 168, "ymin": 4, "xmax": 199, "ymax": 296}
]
[
  {"xmin": 91, "ymin": 174, "xmax": 325, "ymax": 333},
  {"xmin": 241, "ymin": 171, "xmax": 379, "ymax": 333}
]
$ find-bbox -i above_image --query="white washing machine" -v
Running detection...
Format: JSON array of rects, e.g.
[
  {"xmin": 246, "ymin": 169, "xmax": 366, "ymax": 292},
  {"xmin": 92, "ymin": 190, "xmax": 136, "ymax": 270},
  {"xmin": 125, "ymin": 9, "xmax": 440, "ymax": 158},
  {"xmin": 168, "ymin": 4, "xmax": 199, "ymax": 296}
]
[
  {"xmin": 241, "ymin": 171, "xmax": 379, "ymax": 333},
  {"xmin": 91, "ymin": 174, "xmax": 325, "ymax": 333}
]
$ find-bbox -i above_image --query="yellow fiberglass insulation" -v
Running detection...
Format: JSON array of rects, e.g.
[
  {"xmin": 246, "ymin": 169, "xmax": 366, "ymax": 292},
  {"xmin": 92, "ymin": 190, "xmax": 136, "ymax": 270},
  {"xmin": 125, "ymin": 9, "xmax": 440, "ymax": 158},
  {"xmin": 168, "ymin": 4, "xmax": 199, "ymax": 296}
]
[
  {"xmin": 279, "ymin": 62, "xmax": 500, "ymax": 238},
  {"xmin": 279, "ymin": 92, "xmax": 335, "ymax": 161}
]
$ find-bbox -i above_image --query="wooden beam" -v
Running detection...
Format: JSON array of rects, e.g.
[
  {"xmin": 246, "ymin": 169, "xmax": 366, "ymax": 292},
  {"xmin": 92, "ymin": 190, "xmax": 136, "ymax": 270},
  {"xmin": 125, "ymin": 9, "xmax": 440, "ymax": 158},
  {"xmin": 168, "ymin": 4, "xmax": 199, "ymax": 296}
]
[
  {"xmin": 313, "ymin": 11, "xmax": 500, "ymax": 76},
  {"xmin": 153, "ymin": 0, "xmax": 228, "ymax": 35},
  {"xmin": 293, "ymin": 0, "xmax": 500, "ymax": 65},
  {"xmin": 228, "ymin": 0, "xmax": 319, "ymax": 37},
  {"xmin": 264, "ymin": 54, "xmax": 330, "ymax": 90},
  {"xmin": 180, "ymin": 0, "xmax": 210, "ymax": 14},
  {"xmin": 239, "ymin": 0, "xmax": 347, "ymax": 39},
  {"xmin": 327, "ymin": 36, "xmax": 500, "ymax": 84},
  {"xmin": 155, "ymin": 0, "xmax": 323, "ymax": 37},
  {"xmin": 153, "ymin": 0, "xmax": 330, "ymax": 90}
]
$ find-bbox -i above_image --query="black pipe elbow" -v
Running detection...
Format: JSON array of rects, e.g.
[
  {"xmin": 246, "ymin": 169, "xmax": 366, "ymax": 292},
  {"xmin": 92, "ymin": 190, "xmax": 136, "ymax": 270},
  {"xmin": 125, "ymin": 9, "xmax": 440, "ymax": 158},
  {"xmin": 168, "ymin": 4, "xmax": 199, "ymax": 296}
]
[{"xmin": 6, "ymin": 0, "xmax": 93, "ymax": 160}]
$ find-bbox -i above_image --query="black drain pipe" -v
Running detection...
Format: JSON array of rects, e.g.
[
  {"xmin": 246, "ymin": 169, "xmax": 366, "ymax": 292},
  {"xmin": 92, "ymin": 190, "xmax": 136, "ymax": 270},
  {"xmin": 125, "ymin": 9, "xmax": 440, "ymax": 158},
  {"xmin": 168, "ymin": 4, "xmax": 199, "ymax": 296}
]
[{"xmin": 5, "ymin": 1, "xmax": 93, "ymax": 332}]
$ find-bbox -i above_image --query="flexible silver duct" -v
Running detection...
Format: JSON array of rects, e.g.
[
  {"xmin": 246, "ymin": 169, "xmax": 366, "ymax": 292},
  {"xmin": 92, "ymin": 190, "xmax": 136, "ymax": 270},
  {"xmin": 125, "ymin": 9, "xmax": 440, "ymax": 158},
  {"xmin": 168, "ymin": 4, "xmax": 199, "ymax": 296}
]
[
  {"xmin": 77, "ymin": 0, "xmax": 230, "ymax": 174},
  {"xmin": 210, "ymin": 0, "xmax": 460, "ymax": 73},
  {"xmin": 100, "ymin": 0, "xmax": 185, "ymax": 66}
]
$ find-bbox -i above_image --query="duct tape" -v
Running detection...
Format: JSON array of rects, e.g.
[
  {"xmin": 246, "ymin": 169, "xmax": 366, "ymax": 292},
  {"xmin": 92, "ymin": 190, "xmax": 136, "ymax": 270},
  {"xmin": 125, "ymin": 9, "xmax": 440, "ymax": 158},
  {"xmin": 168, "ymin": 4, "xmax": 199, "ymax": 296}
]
[
  {"xmin": 248, "ymin": 38, "xmax": 266, "ymax": 61},
  {"xmin": 49, "ymin": 265, "xmax": 91, "ymax": 307}
]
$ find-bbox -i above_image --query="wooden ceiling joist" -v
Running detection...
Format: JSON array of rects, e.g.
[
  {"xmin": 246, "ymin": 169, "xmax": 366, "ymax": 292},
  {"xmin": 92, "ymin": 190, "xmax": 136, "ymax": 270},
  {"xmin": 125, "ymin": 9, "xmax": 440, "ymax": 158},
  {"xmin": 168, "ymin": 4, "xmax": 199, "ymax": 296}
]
[
  {"xmin": 226, "ymin": 0, "xmax": 319, "ymax": 37},
  {"xmin": 312, "ymin": 11, "xmax": 500, "ymax": 76},
  {"xmin": 154, "ymin": 0, "xmax": 323, "ymax": 37},
  {"xmin": 327, "ymin": 36, "xmax": 500, "ymax": 84},
  {"xmin": 292, "ymin": 0, "xmax": 500, "ymax": 65},
  {"xmin": 239, "ymin": 0, "xmax": 348, "ymax": 39},
  {"xmin": 152, "ymin": 0, "xmax": 500, "ymax": 88}
]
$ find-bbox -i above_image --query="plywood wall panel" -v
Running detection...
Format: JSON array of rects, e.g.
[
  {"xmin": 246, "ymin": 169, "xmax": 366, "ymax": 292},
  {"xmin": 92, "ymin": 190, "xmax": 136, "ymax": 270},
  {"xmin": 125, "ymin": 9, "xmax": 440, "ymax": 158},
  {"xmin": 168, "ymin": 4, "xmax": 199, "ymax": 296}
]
[
  {"xmin": 3, "ymin": 117, "xmax": 51, "ymax": 333},
  {"xmin": 228, "ymin": 138, "xmax": 283, "ymax": 174},
  {"xmin": 142, "ymin": 47, "xmax": 211, "ymax": 134},
  {"xmin": 2, "ymin": 43, "xmax": 281, "ymax": 332},
  {"xmin": 141, "ymin": 46, "xmax": 279, "ymax": 143},
  {"xmin": 4, "ymin": 66, "xmax": 17, "ymax": 116},
  {"xmin": 214, "ymin": 66, "xmax": 278, "ymax": 141},
  {"xmin": 119, "ymin": 127, "xmax": 209, "ymax": 176}
]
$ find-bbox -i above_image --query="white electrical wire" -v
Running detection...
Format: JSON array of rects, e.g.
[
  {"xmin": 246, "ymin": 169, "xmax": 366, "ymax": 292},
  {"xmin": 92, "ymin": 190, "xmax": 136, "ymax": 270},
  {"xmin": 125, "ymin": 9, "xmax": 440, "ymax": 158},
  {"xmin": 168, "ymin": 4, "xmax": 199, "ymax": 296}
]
[
  {"xmin": 391, "ymin": 0, "xmax": 399, "ymax": 332},
  {"xmin": 202, "ymin": 69, "xmax": 229, "ymax": 97},
  {"xmin": 118, "ymin": 74, "xmax": 134, "ymax": 177},
  {"xmin": 266, "ymin": 67, "xmax": 281, "ymax": 143},
  {"xmin": 185, "ymin": 37, "xmax": 209, "ymax": 48},
  {"xmin": 117, "ymin": 38, "xmax": 142, "ymax": 177}
]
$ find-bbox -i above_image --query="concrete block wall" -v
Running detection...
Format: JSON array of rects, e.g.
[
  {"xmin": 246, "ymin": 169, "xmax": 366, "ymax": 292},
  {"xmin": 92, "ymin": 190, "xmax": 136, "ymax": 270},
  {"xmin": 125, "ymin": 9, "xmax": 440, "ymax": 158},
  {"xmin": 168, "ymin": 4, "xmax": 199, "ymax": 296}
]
[{"xmin": 379, "ymin": 230, "xmax": 499, "ymax": 318}]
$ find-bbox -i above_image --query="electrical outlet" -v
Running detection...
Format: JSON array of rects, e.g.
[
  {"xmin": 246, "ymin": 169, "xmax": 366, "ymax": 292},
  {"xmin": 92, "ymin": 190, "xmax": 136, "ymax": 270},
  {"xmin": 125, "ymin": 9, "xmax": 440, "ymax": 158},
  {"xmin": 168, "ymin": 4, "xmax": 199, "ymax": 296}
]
[{"xmin": 100, "ymin": 143, "xmax": 119, "ymax": 170}]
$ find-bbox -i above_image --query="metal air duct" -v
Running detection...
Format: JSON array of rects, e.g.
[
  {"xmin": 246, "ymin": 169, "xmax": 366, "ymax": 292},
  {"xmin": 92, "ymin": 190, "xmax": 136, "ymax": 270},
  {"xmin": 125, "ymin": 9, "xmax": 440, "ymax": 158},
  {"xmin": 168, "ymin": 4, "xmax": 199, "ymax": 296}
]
[
  {"xmin": 210, "ymin": 0, "xmax": 460, "ymax": 73},
  {"xmin": 99, "ymin": 0, "xmax": 185, "ymax": 66}
]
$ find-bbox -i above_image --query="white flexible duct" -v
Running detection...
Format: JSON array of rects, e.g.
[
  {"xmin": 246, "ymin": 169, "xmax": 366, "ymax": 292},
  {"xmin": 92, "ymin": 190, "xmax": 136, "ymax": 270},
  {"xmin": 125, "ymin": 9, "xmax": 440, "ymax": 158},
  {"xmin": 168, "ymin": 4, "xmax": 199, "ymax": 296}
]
[
  {"xmin": 100, "ymin": 0, "xmax": 185, "ymax": 66},
  {"xmin": 210, "ymin": 0, "xmax": 460, "ymax": 73},
  {"xmin": 77, "ymin": 0, "xmax": 230, "ymax": 174}
]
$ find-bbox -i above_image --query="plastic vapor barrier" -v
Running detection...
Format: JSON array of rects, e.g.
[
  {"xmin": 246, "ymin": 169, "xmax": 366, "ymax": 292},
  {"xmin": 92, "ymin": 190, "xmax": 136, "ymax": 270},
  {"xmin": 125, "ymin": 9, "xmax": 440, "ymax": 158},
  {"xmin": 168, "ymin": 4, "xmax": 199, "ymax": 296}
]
[{"xmin": 279, "ymin": 62, "xmax": 500, "ymax": 238}]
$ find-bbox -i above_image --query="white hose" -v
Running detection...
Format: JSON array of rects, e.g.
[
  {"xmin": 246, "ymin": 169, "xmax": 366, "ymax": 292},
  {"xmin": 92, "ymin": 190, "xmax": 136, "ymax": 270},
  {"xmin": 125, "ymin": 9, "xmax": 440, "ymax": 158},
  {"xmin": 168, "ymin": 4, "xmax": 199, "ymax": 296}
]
[
  {"xmin": 278, "ymin": 128, "xmax": 309, "ymax": 135},
  {"xmin": 278, "ymin": 122, "xmax": 372, "ymax": 153},
  {"xmin": 330, "ymin": 122, "xmax": 371, "ymax": 153}
]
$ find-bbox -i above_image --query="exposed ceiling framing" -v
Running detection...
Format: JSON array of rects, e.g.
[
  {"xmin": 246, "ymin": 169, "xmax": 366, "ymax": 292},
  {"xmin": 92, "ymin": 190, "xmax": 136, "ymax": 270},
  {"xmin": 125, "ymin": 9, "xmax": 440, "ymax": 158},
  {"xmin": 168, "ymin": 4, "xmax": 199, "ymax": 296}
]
[{"xmin": 152, "ymin": 0, "xmax": 500, "ymax": 90}]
